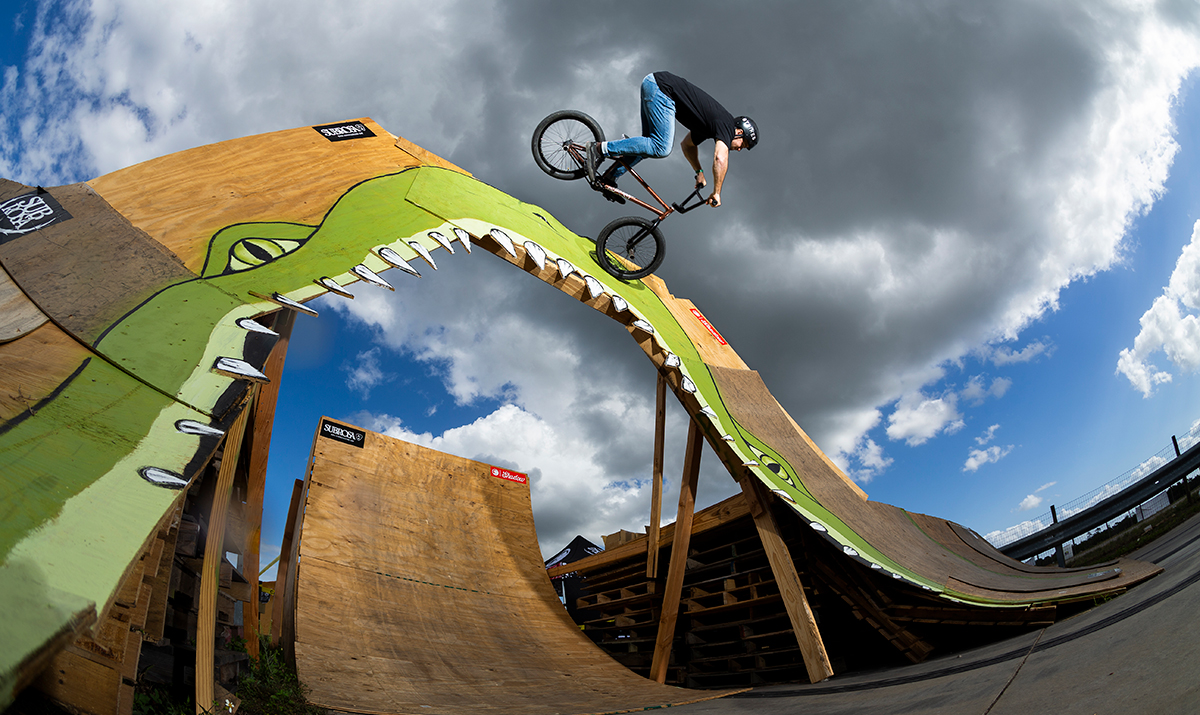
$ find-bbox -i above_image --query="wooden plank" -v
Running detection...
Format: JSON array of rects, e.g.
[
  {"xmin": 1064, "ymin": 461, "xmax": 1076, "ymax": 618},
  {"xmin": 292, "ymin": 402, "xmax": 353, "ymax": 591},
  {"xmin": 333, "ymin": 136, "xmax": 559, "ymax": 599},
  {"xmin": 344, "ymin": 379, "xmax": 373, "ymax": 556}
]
[
  {"xmin": 269, "ymin": 479, "xmax": 305, "ymax": 647},
  {"xmin": 242, "ymin": 309, "xmax": 295, "ymax": 659},
  {"xmin": 0, "ymin": 260, "xmax": 47, "ymax": 343},
  {"xmin": 195, "ymin": 394, "xmax": 254, "ymax": 715},
  {"xmin": 740, "ymin": 478, "xmax": 833, "ymax": 683},
  {"xmin": 649, "ymin": 419, "xmax": 704, "ymax": 684},
  {"xmin": 647, "ymin": 372, "xmax": 666, "ymax": 578},
  {"xmin": 32, "ymin": 647, "xmax": 121, "ymax": 715}
]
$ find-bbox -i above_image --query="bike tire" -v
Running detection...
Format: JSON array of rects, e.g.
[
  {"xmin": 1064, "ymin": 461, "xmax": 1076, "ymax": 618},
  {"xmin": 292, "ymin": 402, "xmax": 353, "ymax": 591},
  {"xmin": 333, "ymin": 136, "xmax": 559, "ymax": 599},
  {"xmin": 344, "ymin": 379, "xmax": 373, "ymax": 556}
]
[
  {"xmin": 532, "ymin": 110, "xmax": 605, "ymax": 181},
  {"xmin": 595, "ymin": 216, "xmax": 666, "ymax": 280}
]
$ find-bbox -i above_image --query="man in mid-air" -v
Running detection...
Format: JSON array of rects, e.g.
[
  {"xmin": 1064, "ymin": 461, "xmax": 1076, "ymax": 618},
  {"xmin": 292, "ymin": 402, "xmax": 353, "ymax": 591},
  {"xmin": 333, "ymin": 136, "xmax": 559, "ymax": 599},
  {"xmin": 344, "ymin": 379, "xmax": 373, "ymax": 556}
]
[{"xmin": 587, "ymin": 71, "xmax": 758, "ymax": 207}]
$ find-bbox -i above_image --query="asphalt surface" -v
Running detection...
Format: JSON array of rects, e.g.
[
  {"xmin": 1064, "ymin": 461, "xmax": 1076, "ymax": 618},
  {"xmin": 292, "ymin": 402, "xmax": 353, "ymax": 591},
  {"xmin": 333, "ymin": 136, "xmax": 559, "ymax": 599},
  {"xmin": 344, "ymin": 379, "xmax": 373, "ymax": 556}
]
[{"xmin": 670, "ymin": 510, "xmax": 1200, "ymax": 715}]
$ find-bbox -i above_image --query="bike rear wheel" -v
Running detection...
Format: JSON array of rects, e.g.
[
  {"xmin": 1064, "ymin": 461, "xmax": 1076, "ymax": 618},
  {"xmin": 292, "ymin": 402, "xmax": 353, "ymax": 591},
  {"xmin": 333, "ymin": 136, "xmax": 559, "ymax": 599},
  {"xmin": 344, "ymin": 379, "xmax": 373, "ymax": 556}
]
[
  {"xmin": 595, "ymin": 216, "xmax": 665, "ymax": 280},
  {"xmin": 532, "ymin": 110, "xmax": 605, "ymax": 181}
]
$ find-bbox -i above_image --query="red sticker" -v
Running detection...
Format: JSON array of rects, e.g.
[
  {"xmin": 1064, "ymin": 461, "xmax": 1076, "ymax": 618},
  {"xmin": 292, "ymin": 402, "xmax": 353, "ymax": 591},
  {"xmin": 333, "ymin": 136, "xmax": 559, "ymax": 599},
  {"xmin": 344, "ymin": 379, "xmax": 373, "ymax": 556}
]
[
  {"xmin": 690, "ymin": 308, "xmax": 727, "ymax": 345},
  {"xmin": 490, "ymin": 466, "xmax": 528, "ymax": 484}
]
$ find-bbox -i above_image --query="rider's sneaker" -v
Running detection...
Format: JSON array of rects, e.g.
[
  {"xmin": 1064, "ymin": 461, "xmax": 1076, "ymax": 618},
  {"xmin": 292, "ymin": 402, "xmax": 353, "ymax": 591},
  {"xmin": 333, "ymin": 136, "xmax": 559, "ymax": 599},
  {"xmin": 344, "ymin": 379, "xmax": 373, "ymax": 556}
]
[
  {"xmin": 585, "ymin": 142, "xmax": 601, "ymax": 183},
  {"xmin": 599, "ymin": 166, "xmax": 625, "ymax": 204}
]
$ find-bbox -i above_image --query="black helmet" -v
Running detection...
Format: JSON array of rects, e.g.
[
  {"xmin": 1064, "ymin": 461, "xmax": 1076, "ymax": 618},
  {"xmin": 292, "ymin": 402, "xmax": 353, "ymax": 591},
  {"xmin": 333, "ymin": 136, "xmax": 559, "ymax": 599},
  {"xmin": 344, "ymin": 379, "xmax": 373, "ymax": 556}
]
[{"xmin": 735, "ymin": 116, "xmax": 758, "ymax": 149}]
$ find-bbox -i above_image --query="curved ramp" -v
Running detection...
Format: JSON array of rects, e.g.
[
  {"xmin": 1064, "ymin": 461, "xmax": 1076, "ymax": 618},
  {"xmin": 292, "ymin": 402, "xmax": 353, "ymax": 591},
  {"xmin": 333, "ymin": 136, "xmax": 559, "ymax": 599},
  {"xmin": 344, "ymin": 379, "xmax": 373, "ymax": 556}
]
[
  {"xmin": 293, "ymin": 420, "xmax": 739, "ymax": 714},
  {"xmin": 0, "ymin": 117, "xmax": 1161, "ymax": 703}
]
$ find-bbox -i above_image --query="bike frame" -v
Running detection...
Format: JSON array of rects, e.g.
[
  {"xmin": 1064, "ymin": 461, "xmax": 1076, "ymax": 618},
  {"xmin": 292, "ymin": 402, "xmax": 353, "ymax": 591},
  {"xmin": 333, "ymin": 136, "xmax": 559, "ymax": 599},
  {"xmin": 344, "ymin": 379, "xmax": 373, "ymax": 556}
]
[{"xmin": 566, "ymin": 145, "xmax": 705, "ymax": 227}]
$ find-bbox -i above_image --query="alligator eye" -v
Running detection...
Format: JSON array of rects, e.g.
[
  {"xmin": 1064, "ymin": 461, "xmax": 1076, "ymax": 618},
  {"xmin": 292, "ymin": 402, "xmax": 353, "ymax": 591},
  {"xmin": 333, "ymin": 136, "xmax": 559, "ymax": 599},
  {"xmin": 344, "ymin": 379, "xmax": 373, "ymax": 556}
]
[{"xmin": 226, "ymin": 238, "xmax": 303, "ymax": 273}]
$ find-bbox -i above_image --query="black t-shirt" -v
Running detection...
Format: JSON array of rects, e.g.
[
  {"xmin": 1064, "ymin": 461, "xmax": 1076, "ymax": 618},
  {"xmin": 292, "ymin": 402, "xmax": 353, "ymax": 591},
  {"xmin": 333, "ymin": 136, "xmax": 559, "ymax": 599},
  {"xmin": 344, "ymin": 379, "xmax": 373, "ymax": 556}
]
[{"xmin": 653, "ymin": 71, "xmax": 737, "ymax": 147}]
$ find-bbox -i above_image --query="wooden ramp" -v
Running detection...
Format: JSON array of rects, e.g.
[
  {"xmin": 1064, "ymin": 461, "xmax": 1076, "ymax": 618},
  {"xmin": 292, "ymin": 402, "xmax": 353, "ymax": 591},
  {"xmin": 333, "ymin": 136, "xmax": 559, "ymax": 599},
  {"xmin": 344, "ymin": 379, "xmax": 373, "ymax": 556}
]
[{"xmin": 288, "ymin": 419, "xmax": 741, "ymax": 714}]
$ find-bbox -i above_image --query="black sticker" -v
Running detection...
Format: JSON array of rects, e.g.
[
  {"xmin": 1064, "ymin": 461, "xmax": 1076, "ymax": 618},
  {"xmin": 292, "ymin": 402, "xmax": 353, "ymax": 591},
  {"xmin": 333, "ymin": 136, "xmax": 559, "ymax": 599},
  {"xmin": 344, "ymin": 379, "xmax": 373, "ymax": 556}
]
[
  {"xmin": 319, "ymin": 418, "xmax": 366, "ymax": 448},
  {"xmin": 313, "ymin": 121, "xmax": 376, "ymax": 142},
  {"xmin": 0, "ymin": 190, "xmax": 73, "ymax": 243}
]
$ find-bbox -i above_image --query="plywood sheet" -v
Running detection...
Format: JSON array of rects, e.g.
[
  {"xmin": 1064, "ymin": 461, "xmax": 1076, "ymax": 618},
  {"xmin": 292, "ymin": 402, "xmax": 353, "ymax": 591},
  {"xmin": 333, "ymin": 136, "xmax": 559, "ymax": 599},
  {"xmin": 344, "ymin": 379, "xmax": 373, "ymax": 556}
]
[{"xmin": 294, "ymin": 422, "xmax": 739, "ymax": 714}]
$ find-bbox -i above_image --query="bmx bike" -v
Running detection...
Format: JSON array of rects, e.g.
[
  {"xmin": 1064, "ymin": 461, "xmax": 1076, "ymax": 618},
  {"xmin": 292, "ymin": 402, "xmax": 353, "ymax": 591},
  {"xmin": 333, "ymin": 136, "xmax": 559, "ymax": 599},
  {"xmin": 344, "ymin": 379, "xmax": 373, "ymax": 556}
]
[{"xmin": 532, "ymin": 110, "xmax": 707, "ymax": 280}]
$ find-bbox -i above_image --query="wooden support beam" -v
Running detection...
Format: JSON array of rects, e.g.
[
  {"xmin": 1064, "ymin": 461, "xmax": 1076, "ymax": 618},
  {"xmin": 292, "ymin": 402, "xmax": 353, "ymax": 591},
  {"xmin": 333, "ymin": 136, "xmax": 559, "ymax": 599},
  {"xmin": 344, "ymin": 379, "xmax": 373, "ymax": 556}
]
[
  {"xmin": 269, "ymin": 479, "xmax": 305, "ymax": 647},
  {"xmin": 649, "ymin": 419, "xmax": 703, "ymax": 684},
  {"xmin": 242, "ymin": 309, "xmax": 295, "ymax": 659},
  {"xmin": 195, "ymin": 391, "xmax": 255, "ymax": 715},
  {"xmin": 646, "ymin": 373, "xmax": 667, "ymax": 578},
  {"xmin": 740, "ymin": 476, "xmax": 834, "ymax": 683}
]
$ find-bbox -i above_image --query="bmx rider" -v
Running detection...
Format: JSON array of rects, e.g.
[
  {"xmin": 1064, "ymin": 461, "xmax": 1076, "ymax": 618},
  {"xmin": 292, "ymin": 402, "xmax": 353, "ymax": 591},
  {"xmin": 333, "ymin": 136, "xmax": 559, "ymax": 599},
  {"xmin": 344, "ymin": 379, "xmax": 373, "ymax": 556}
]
[{"xmin": 586, "ymin": 71, "xmax": 758, "ymax": 208}]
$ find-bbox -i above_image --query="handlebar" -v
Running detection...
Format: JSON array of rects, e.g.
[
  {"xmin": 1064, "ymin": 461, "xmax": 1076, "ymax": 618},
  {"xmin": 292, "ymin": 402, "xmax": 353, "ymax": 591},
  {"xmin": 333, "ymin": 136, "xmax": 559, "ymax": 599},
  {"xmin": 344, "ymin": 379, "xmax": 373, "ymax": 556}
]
[{"xmin": 671, "ymin": 186, "xmax": 707, "ymax": 214}]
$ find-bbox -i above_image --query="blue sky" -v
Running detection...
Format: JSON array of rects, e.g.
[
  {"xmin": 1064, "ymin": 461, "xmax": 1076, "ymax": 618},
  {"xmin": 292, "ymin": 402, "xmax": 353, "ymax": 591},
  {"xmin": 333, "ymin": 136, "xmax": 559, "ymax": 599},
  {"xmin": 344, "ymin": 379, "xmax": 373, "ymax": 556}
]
[{"xmin": 3, "ymin": 1, "xmax": 1199, "ymax": 573}]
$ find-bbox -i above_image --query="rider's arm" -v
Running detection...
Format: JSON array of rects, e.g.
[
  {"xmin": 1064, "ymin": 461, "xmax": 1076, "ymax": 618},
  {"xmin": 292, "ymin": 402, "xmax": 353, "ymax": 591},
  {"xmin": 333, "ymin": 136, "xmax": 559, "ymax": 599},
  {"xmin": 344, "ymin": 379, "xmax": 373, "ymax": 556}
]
[
  {"xmin": 681, "ymin": 133, "xmax": 707, "ymax": 187},
  {"xmin": 708, "ymin": 140, "xmax": 729, "ymax": 207}
]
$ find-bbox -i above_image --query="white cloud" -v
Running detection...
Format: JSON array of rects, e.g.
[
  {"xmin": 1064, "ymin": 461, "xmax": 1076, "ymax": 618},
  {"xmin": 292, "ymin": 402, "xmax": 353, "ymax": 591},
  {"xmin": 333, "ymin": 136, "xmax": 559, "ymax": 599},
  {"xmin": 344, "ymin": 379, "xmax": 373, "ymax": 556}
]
[
  {"xmin": 976, "ymin": 424, "xmax": 1001, "ymax": 445},
  {"xmin": 1017, "ymin": 493, "xmax": 1043, "ymax": 511},
  {"xmin": 963, "ymin": 444, "xmax": 1014, "ymax": 472},
  {"xmin": 886, "ymin": 392, "xmax": 965, "ymax": 446},
  {"xmin": 992, "ymin": 340, "xmax": 1052, "ymax": 366},
  {"xmin": 1117, "ymin": 220, "xmax": 1200, "ymax": 396},
  {"xmin": 343, "ymin": 347, "xmax": 391, "ymax": 398}
]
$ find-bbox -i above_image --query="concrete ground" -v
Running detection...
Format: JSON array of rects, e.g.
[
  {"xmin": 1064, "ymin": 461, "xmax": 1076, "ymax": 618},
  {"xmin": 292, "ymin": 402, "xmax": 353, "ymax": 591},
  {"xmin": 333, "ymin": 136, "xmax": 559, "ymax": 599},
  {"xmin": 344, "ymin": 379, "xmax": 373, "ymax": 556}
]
[{"xmin": 671, "ymin": 510, "xmax": 1200, "ymax": 715}]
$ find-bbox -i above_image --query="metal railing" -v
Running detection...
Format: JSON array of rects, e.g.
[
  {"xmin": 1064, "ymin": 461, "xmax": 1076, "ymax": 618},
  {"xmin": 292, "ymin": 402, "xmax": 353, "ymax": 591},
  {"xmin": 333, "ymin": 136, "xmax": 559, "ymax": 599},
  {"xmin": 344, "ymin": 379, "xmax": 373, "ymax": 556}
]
[{"xmin": 985, "ymin": 420, "xmax": 1200, "ymax": 549}]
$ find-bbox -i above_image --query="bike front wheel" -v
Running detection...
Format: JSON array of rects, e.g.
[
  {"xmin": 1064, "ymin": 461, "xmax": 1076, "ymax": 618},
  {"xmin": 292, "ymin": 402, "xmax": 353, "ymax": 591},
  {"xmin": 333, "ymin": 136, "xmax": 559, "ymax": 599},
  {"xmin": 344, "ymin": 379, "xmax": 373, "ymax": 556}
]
[
  {"xmin": 595, "ymin": 216, "xmax": 665, "ymax": 280},
  {"xmin": 532, "ymin": 110, "xmax": 605, "ymax": 181}
]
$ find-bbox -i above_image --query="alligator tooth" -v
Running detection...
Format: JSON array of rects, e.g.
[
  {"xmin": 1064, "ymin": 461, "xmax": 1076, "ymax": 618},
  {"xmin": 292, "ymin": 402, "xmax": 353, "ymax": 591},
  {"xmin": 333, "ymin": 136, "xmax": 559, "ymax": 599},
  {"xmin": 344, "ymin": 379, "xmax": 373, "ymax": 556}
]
[
  {"xmin": 843, "ymin": 546, "xmax": 859, "ymax": 557},
  {"xmin": 175, "ymin": 420, "xmax": 226, "ymax": 437},
  {"xmin": 631, "ymin": 319, "xmax": 654, "ymax": 334},
  {"xmin": 523, "ymin": 241, "xmax": 546, "ymax": 270},
  {"xmin": 721, "ymin": 434, "xmax": 735, "ymax": 442},
  {"xmin": 742, "ymin": 460, "xmax": 759, "ymax": 467},
  {"xmin": 664, "ymin": 353, "xmax": 681, "ymax": 368},
  {"xmin": 681, "ymin": 376, "xmax": 697, "ymax": 393},
  {"xmin": 429, "ymin": 231, "xmax": 455, "ymax": 253},
  {"xmin": 700, "ymin": 406, "xmax": 718, "ymax": 419},
  {"xmin": 316, "ymin": 277, "xmax": 354, "ymax": 298},
  {"xmin": 408, "ymin": 241, "xmax": 437, "ymax": 270},
  {"xmin": 235, "ymin": 318, "xmax": 278, "ymax": 336},
  {"xmin": 453, "ymin": 227, "xmax": 472, "ymax": 253},
  {"xmin": 810, "ymin": 522, "xmax": 828, "ymax": 533},
  {"xmin": 352, "ymin": 264, "xmax": 394, "ymax": 291},
  {"xmin": 610, "ymin": 295, "xmax": 629, "ymax": 313},
  {"xmin": 583, "ymin": 276, "xmax": 605, "ymax": 300},
  {"xmin": 262, "ymin": 292, "xmax": 317, "ymax": 316},
  {"xmin": 140, "ymin": 467, "xmax": 188, "ymax": 489},
  {"xmin": 871, "ymin": 563, "xmax": 883, "ymax": 570},
  {"xmin": 556, "ymin": 258, "xmax": 576, "ymax": 280},
  {"xmin": 488, "ymin": 228, "xmax": 517, "ymax": 257},
  {"xmin": 377, "ymin": 247, "xmax": 421, "ymax": 277},
  {"xmin": 213, "ymin": 357, "xmax": 270, "ymax": 383}
]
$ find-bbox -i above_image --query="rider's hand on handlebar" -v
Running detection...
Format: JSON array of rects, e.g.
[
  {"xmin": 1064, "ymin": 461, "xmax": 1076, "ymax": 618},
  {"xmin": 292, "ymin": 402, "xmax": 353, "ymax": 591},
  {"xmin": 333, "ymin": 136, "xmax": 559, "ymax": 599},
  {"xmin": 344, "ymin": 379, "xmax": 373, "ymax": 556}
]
[
  {"xmin": 707, "ymin": 192, "xmax": 721, "ymax": 208},
  {"xmin": 694, "ymin": 171, "xmax": 707, "ymax": 189}
]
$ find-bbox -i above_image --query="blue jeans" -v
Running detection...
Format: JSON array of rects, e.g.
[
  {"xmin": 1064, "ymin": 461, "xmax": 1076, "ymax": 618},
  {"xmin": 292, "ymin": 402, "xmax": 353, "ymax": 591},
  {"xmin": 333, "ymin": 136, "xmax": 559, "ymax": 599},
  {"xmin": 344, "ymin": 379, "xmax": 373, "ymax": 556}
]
[{"xmin": 602, "ymin": 74, "xmax": 675, "ymax": 180}]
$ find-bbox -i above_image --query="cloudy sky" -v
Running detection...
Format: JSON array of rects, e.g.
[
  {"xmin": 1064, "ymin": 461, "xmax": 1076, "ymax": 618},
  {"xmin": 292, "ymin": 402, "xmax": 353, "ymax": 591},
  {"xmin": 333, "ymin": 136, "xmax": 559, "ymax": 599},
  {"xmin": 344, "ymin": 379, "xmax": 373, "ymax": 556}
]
[{"xmin": 3, "ymin": 0, "xmax": 1200, "ymax": 569}]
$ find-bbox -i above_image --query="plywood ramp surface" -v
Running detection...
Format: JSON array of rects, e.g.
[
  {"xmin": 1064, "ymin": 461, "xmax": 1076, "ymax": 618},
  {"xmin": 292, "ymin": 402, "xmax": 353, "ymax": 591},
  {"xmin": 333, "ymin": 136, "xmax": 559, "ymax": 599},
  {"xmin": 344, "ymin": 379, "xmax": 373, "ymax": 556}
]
[{"xmin": 294, "ymin": 421, "xmax": 739, "ymax": 714}]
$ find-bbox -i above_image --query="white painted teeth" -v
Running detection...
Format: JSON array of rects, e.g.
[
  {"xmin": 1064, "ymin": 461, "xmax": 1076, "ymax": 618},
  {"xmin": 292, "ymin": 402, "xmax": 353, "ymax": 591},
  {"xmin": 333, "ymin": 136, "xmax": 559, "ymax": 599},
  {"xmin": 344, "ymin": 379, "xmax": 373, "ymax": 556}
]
[
  {"xmin": 631, "ymin": 319, "xmax": 654, "ymax": 334},
  {"xmin": 843, "ymin": 546, "xmax": 859, "ymax": 557},
  {"xmin": 352, "ymin": 264, "xmax": 394, "ymax": 290},
  {"xmin": 722, "ymin": 434, "xmax": 735, "ymax": 442},
  {"xmin": 489, "ymin": 228, "xmax": 517, "ymax": 257},
  {"xmin": 610, "ymin": 295, "xmax": 629, "ymax": 313},
  {"xmin": 408, "ymin": 241, "xmax": 437, "ymax": 269},
  {"xmin": 681, "ymin": 376, "xmax": 696, "ymax": 393},
  {"xmin": 453, "ymin": 227, "xmax": 472, "ymax": 253},
  {"xmin": 175, "ymin": 420, "xmax": 225, "ymax": 437},
  {"xmin": 213, "ymin": 357, "xmax": 269, "ymax": 382},
  {"xmin": 140, "ymin": 467, "xmax": 188, "ymax": 489},
  {"xmin": 377, "ymin": 247, "xmax": 421, "ymax": 277},
  {"xmin": 584, "ymin": 276, "xmax": 605, "ymax": 300},
  {"xmin": 700, "ymin": 406, "xmax": 717, "ymax": 419},
  {"xmin": 429, "ymin": 231, "xmax": 454, "ymax": 253},
  {"xmin": 742, "ymin": 460, "xmax": 759, "ymax": 466},
  {"xmin": 236, "ymin": 318, "xmax": 277, "ymax": 335},
  {"xmin": 523, "ymin": 241, "xmax": 546, "ymax": 270},
  {"xmin": 810, "ymin": 522, "xmax": 828, "ymax": 533},
  {"xmin": 556, "ymin": 258, "xmax": 575, "ymax": 280},
  {"xmin": 317, "ymin": 277, "xmax": 353, "ymax": 298},
  {"xmin": 664, "ymin": 353, "xmax": 681, "ymax": 368},
  {"xmin": 871, "ymin": 563, "xmax": 883, "ymax": 570},
  {"xmin": 269, "ymin": 292, "xmax": 317, "ymax": 316}
]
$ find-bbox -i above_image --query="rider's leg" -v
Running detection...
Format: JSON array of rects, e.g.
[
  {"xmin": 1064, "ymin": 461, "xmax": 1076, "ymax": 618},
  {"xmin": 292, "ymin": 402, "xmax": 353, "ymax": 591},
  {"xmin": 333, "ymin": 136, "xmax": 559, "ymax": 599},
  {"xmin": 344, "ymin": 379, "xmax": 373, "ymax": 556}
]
[{"xmin": 601, "ymin": 73, "xmax": 675, "ymax": 181}]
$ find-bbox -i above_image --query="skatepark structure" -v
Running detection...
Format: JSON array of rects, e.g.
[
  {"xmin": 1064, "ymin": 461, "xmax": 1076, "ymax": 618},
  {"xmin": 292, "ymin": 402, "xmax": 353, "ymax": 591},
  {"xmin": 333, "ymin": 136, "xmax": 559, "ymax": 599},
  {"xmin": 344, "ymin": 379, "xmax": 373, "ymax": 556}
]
[{"xmin": 0, "ymin": 119, "xmax": 1162, "ymax": 713}]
